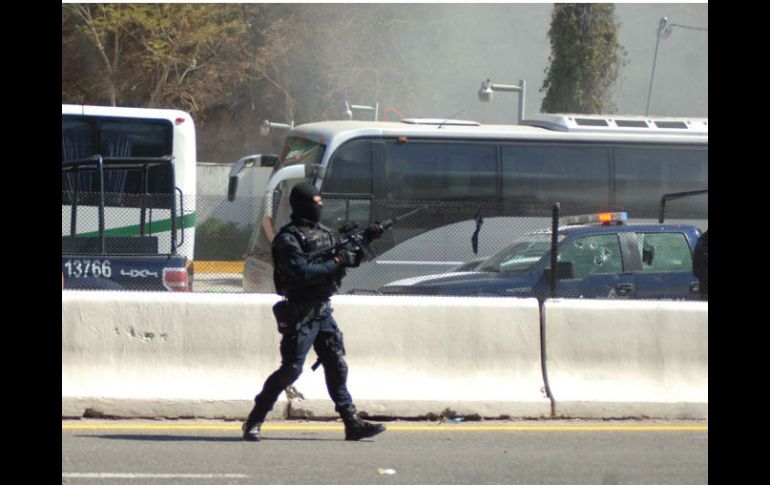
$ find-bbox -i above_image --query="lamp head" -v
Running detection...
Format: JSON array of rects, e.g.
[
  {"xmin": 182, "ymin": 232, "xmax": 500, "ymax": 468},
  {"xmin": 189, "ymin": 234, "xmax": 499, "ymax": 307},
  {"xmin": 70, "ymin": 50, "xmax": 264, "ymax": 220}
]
[
  {"xmin": 260, "ymin": 120, "xmax": 271, "ymax": 136},
  {"xmin": 478, "ymin": 79, "xmax": 494, "ymax": 102}
]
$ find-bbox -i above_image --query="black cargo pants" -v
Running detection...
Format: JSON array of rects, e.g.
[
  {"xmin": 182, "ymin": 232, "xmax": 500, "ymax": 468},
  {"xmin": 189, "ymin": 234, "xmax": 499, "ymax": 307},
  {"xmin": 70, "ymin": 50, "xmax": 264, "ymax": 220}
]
[{"xmin": 251, "ymin": 308, "xmax": 355, "ymax": 421}]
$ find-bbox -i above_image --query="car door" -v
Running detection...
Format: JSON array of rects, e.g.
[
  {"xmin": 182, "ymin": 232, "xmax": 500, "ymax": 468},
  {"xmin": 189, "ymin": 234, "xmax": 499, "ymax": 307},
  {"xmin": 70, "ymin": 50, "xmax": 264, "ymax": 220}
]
[
  {"xmin": 554, "ymin": 233, "xmax": 636, "ymax": 299},
  {"xmin": 631, "ymin": 231, "xmax": 700, "ymax": 300}
]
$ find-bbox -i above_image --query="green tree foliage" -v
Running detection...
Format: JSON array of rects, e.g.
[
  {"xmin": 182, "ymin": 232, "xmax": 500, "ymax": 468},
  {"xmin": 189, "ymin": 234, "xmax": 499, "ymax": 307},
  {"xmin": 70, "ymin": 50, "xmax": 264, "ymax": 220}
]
[
  {"xmin": 62, "ymin": 4, "xmax": 437, "ymax": 124},
  {"xmin": 62, "ymin": 4, "xmax": 253, "ymax": 115},
  {"xmin": 193, "ymin": 218, "xmax": 253, "ymax": 261},
  {"xmin": 540, "ymin": 4, "xmax": 627, "ymax": 114},
  {"xmin": 62, "ymin": 4, "xmax": 134, "ymax": 106},
  {"xmin": 62, "ymin": 4, "xmax": 473, "ymax": 162}
]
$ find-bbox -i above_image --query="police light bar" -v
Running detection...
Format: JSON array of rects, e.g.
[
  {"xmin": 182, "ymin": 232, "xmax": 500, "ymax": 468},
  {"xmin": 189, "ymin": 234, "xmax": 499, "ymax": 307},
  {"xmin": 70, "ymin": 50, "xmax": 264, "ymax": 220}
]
[{"xmin": 562, "ymin": 212, "xmax": 628, "ymax": 226}]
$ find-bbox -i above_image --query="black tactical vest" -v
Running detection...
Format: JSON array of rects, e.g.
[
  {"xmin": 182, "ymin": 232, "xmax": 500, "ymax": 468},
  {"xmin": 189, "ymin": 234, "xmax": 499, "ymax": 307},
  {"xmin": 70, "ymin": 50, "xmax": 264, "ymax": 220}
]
[{"xmin": 272, "ymin": 222, "xmax": 339, "ymax": 299}]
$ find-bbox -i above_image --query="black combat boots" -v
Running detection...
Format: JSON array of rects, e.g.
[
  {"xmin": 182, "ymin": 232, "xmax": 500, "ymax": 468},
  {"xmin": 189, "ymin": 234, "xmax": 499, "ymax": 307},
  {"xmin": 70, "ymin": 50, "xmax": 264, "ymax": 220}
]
[
  {"xmin": 343, "ymin": 414, "xmax": 386, "ymax": 441},
  {"xmin": 242, "ymin": 406, "xmax": 263, "ymax": 442},
  {"xmin": 242, "ymin": 421, "xmax": 262, "ymax": 441}
]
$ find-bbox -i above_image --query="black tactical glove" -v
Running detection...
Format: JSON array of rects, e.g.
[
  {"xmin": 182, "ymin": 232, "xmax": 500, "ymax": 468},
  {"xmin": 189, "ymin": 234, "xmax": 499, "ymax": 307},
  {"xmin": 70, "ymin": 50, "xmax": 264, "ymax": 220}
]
[
  {"xmin": 365, "ymin": 223, "xmax": 385, "ymax": 239},
  {"xmin": 337, "ymin": 247, "xmax": 363, "ymax": 268}
]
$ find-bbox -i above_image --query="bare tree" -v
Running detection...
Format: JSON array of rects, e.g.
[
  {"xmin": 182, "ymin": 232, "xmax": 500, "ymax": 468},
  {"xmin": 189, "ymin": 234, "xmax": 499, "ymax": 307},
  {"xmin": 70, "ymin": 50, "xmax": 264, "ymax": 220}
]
[
  {"xmin": 62, "ymin": 4, "xmax": 252, "ymax": 117},
  {"xmin": 64, "ymin": 4, "xmax": 134, "ymax": 106}
]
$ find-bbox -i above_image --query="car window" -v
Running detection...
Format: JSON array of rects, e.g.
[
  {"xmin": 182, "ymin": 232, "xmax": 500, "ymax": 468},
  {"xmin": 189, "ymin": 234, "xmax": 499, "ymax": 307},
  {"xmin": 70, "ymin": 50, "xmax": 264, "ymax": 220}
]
[
  {"xmin": 637, "ymin": 232, "xmax": 693, "ymax": 272},
  {"xmin": 557, "ymin": 234, "xmax": 623, "ymax": 278}
]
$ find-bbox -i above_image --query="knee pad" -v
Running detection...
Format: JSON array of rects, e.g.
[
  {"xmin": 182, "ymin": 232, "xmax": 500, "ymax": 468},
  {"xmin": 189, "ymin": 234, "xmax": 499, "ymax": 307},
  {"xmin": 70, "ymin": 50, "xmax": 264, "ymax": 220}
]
[
  {"xmin": 278, "ymin": 362, "xmax": 303, "ymax": 386},
  {"xmin": 324, "ymin": 354, "xmax": 348, "ymax": 382},
  {"xmin": 336, "ymin": 358, "xmax": 348, "ymax": 381}
]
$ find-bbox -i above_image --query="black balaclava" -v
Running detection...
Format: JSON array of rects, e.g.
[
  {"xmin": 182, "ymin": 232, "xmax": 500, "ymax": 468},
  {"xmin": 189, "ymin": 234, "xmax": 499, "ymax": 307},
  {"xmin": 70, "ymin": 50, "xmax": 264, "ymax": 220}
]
[{"xmin": 289, "ymin": 182, "xmax": 322, "ymax": 223}]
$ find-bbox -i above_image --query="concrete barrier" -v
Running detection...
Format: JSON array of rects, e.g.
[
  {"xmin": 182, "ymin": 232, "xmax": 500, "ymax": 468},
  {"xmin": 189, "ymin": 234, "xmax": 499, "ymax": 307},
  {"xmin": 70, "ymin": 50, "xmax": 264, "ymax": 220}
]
[
  {"xmin": 62, "ymin": 292, "xmax": 548, "ymax": 419},
  {"xmin": 62, "ymin": 291, "xmax": 282, "ymax": 419},
  {"xmin": 543, "ymin": 299, "xmax": 708, "ymax": 419},
  {"xmin": 288, "ymin": 295, "xmax": 549, "ymax": 419}
]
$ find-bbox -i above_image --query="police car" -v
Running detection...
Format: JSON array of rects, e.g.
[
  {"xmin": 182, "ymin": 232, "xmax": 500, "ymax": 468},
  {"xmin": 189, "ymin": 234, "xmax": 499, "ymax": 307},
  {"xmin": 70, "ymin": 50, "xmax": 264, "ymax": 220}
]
[{"xmin": 378, "ymin": 212, "xmax": 703, "ymax": 301}]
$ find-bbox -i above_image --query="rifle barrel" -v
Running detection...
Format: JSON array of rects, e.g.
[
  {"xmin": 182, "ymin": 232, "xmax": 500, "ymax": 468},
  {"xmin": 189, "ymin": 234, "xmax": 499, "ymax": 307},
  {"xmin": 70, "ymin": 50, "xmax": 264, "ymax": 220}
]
[{"xmin": 382, "ymin": 206, "xmax": 426, "ymax": 228}]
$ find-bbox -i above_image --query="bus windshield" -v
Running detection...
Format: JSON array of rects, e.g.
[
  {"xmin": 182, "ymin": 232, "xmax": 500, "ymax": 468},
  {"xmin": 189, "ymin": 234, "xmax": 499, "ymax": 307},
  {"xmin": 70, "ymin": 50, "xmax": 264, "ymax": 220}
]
[
  {"xmin": 278, "ymin": 136, "xmax": 325, "ymax": 170},
  {"xmin": 272, "ymin": 136, "xmax": 325, "ymax": 225},
  {"xmin": 476, "ymin": 233, "xmax": 563, "ymax": 273}
]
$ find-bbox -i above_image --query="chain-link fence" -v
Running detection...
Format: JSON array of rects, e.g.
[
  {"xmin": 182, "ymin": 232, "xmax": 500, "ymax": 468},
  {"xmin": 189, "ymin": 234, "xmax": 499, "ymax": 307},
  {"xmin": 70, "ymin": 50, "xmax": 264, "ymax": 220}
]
[{"xmin": 63, "ymin": 192, "xmax": 707, "ymax": 299}]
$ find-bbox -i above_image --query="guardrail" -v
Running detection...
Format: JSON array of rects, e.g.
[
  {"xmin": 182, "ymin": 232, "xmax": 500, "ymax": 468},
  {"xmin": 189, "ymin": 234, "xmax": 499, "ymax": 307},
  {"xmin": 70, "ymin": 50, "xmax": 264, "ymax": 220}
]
[
  {"xmin": 543, "ymin": 299, "xmax": 708, "ymax": 419},
  {"xmin": 62, "ymin": 292, "xmax": 707, "ymax": 420}
]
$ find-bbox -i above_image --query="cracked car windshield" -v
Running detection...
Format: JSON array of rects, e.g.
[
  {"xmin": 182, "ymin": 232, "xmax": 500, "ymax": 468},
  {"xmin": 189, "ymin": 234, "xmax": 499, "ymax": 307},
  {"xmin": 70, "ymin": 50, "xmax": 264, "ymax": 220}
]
[{"xmin": 476, "ymin": 234, "xmax": 564, "ymax": 273}]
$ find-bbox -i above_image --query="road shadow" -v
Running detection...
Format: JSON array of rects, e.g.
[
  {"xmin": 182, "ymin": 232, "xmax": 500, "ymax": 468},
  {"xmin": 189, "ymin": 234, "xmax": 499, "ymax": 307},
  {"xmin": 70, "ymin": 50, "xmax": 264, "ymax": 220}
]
[{"xmin": 78, "ymin": 434, "xmax": 345, "ymax": 443}]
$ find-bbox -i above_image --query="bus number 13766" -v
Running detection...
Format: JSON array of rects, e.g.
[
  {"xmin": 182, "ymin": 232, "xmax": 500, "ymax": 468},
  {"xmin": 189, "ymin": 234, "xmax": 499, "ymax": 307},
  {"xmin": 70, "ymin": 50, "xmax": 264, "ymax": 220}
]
[{"xmin": 63, "ymin": 259, "xmax": 112, "ymax": 278}]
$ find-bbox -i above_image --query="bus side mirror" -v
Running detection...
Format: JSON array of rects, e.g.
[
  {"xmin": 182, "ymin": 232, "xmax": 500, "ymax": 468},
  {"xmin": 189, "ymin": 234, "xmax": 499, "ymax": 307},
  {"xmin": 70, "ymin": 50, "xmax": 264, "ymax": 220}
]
[
  {"xmin": 226, "ymin": 154, "xmax": 279, "ymax": 201},
  {"xmin": 227, "ymin": 177, "xmax": 238, "ymax": 202},
  {"xmin": 260, "ymin": 155, "xmax": 278, "ymax": 167}
]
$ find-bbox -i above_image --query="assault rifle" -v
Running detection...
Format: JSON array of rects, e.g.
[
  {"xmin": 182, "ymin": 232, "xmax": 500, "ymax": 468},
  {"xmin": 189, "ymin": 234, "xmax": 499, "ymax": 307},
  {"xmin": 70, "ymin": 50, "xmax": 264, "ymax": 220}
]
[{"xmin": 307, "ymin": 206, "xmax": 426, "ymax": 262}]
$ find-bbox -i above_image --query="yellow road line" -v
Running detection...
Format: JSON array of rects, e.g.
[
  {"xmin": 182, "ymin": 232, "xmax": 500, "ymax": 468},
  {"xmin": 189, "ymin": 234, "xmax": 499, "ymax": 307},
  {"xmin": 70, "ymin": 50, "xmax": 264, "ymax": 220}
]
[
  {"xmin": 62, "ymin": 423, "xmax": 707, "ymax": 432},
  {"xmin": 193, "ymin": 261, "xmax": 244, "ymax": 274}
]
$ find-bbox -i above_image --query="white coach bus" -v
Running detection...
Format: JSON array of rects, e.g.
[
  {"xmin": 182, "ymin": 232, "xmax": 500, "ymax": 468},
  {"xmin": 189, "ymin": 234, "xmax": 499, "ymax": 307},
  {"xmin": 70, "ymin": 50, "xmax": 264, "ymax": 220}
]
[
  {"xmin": 228, "ymin": 114, "xmax": 707, "ymax": 294},
  {"xmin": 62, "ymin": 104, "xmax": 197, "ymax": 291}
]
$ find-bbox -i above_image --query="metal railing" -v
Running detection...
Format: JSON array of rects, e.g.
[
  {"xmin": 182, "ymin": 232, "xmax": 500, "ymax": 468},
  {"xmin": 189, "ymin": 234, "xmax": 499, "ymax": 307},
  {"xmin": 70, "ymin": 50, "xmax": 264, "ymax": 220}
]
[{"xmin": 63, "ymin": 192, "xmax": 707, "ymax": 297}]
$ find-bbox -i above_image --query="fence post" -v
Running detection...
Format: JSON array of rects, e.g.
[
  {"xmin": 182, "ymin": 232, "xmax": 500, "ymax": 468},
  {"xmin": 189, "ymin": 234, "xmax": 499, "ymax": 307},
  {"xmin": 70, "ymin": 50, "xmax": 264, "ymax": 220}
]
[{"xmin": 550, "ymin": 203, "xmax": 560, "ymax": 298}]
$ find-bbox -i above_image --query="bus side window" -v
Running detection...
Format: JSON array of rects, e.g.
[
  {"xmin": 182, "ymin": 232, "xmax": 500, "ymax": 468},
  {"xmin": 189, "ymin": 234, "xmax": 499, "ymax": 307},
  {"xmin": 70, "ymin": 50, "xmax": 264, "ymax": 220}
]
[
  {"xmin": 383, "ymin": 142, "xmax": 496, "ymax": 202},
  {"xmin": 614, "ymin": 147, "xmax": 708, "ymax": 218},
  {"xmin": 502, "ymin": 145, "xmax": 610, "ymax": 208}
]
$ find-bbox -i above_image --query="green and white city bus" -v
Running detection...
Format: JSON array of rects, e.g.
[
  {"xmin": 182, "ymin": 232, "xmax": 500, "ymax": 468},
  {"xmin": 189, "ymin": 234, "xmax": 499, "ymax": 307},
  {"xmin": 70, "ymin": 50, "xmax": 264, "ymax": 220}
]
[{"xmin": 62, "ymin": 104, "xmax": 197, "ymax": 291}]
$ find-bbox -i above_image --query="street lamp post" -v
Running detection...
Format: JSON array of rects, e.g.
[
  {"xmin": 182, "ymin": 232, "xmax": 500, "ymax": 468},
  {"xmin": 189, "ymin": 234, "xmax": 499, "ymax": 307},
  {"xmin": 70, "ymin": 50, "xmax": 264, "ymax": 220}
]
[
  {"xmin": 646, "ymin": 17, "xmax": 669, "ymax": 116},
  {"xmin": 259, "ymin": 120, "xmax": 294, "ymax": 136},
  {"xmin": 645, "ymin": 17, "xmax": 708, "ymax": 116},
  {"xmin": 478, "ymin": 79, "xmax": 526, "ymax": 124}
]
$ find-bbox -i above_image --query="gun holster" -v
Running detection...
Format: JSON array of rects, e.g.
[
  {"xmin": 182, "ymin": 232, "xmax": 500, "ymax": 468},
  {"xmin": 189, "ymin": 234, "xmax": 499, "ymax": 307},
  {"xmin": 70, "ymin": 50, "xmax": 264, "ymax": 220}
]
[
  {"xmin": 272, "ymin": 300, "xmax": 295, "ymax": 335},
  {"xmin": 272, "ymin": 300, "xmax": 329, "ymax": 335}
]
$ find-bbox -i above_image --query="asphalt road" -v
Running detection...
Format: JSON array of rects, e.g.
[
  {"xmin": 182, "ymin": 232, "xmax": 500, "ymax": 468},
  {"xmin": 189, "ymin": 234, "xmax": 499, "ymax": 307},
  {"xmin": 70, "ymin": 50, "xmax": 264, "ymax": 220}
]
[{"xmin": 62, "ymin": 419, "xmax": 708, "ymax": 485}]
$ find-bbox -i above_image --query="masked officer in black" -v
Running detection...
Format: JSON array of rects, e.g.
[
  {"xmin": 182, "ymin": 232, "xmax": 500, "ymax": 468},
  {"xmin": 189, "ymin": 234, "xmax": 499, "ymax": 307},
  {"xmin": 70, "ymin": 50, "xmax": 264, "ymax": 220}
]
[
  {"xmin": 242, "ymin": 182, "xmax": 386, "ymax": 442},
  {"xmin": 693, "ymin": 229, "xmax": 708, "ymax": 300}
]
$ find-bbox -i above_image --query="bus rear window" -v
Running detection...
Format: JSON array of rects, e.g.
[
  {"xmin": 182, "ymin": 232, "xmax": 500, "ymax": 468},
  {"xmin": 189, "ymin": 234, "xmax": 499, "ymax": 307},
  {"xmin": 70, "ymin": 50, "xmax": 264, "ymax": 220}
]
[{"xmin": 62, "ymin": 117, "xmax": 173, "ymax": 197}]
